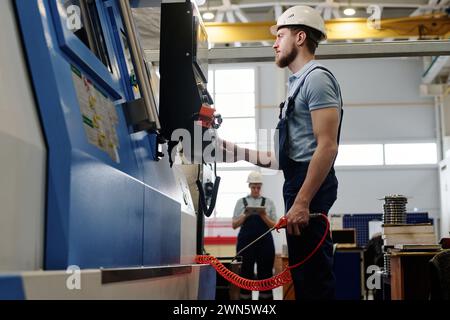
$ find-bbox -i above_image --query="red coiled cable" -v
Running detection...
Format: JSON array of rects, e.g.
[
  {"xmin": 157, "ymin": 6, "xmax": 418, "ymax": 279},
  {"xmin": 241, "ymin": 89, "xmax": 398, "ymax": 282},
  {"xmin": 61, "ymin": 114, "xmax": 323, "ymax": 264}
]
[{"xmin": 196, "ymin": 213, "xmax": 330, "ymax": 291}]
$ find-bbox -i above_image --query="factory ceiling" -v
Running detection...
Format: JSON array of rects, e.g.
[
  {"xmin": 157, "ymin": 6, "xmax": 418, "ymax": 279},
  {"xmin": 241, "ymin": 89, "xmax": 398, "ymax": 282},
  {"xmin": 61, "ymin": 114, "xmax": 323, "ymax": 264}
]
[
  {"xmin": 132, "ymin": 0, "xmax": 449, "ymax": 48},
  {"xmin": 199, "ymin": 0, "xmax": 447, "ymax": 21}
]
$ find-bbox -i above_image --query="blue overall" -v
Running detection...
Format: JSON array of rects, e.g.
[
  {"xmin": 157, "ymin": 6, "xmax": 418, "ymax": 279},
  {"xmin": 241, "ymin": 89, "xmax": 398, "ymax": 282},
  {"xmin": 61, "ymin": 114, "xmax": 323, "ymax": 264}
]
[
  {"xmin": 276, "ymin": 65, "xmax": 343, "ymax": 300},
  {"xmin": 237, "ymin": 197, "xmax": 275, "ymax": 300}
]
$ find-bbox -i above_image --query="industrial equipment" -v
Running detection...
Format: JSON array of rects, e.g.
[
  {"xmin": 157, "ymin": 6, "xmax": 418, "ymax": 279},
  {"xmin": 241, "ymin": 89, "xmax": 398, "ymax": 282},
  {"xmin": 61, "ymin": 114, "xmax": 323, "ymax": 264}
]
[
  {"xmin": 159, "ymin": 0, "xmax": 220, "ymax": 165},
  {"xmin": 0, "ymin": 0, "xmax": 216, "ymax": 299}
]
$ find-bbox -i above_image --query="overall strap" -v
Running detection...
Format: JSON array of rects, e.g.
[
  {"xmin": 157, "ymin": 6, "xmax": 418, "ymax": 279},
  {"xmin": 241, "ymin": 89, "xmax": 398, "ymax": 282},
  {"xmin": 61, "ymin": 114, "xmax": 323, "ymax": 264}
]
[
  {"xmin": 242, "ymin": 197, "xmax": 248, "ymax": 208},
  {"xmin": 261, "ymin": 197, "xmax": 266, "ymax": 207},
  {"xmin": 282, "ymin": 64, "xmax": 344, "ymax": 145},
  {"xmin": 279, "ymin": 63, "xmax": 324, "ymax": 120}
]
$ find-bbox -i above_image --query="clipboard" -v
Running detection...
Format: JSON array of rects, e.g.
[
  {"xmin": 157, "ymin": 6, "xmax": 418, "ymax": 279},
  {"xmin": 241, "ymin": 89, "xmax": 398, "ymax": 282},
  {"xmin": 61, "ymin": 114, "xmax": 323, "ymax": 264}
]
[{"xmin": 245, "ymin": 206, "xmax": 266, "ymax": 215}]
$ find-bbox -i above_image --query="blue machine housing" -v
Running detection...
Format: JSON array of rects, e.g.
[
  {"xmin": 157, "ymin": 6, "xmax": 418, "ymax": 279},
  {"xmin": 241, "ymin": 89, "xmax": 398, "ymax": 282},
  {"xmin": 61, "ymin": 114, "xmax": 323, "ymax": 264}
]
[{"xmin": 15, "ymin": 0, "xmax": 182, "ymax": 270}]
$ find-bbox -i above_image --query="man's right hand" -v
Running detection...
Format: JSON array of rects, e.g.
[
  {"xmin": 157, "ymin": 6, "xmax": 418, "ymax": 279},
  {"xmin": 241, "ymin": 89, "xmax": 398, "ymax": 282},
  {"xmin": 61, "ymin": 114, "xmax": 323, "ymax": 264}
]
[
  {"xmin": 216, "ymin": 137, "xmax": 241, "ymax": 163},
  {"xmin": 286, "ymin": 201, "xmax": 310, "ymax": 236}
]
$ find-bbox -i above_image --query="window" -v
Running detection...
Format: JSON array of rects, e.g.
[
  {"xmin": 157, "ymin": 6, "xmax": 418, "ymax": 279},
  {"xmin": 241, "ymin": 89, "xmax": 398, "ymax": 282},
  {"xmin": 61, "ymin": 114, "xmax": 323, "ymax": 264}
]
[
  {"xmin": 384, "ymin": 143, "xmax": 437, "ymax": 165},
  {"xmin": 208, "ymin": 67, "xmax": 257, "ymax": 217},
  {"xmin": 208, "ymin": 68, "xmax": 256, "ymax": 148},
  {"xmin": 335, "ymin": 144, "xmax": 384, "ymax": 166},
  {"xmin": 214, "ymin": 170, "xmax": 253, "ymax": 218},
  {"xmin": 335, "ymin": 142, "xmax": 438, "ymax": 166}
]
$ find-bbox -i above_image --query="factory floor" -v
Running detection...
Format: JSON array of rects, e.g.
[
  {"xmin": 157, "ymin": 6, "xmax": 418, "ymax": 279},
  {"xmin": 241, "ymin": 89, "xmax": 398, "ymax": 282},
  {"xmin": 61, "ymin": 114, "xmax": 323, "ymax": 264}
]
[{"xmin": 251, "ymin": 287, "xmax": 283, "ymax": 300}]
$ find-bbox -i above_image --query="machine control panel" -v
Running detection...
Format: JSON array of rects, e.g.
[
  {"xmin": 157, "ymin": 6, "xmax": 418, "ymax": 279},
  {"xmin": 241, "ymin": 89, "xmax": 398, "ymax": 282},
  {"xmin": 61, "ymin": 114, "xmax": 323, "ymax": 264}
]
[{"xmin": 72, "ymin": 65, "xmax": 120, "ymax": 162}]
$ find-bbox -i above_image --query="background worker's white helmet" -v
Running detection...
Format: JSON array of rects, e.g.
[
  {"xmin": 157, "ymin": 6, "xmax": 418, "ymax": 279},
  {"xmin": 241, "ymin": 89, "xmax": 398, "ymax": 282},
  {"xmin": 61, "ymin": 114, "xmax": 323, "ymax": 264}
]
[
  {"xmin": 247, "ymin": 171, "xmax": 263, "ymax": 184},
  {"xmin": 270, "ymin": 5, "xmax": 327, "ymax": 41}
]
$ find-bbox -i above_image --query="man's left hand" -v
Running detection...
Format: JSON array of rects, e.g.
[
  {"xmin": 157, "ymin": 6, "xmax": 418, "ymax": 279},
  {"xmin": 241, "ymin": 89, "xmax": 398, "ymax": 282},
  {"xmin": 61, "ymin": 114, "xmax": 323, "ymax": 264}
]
[{"xmin": 286, "ymin": 202, "xmax": 310, "ymax": 235}]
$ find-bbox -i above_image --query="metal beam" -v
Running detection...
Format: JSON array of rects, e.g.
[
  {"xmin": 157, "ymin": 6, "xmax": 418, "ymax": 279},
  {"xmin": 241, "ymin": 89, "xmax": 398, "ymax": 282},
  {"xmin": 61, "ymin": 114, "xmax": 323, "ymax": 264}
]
[
  {"xmin": 204, "ymin": 13, "xmax": 450, "ymax": 43},
  {"xmin": 234, "ymin": 8, "xmax": 249, "ymax": 23},
  {"xmin": 410, "ymin": 0, "xmax": 440, "ymax": 16},
  {"xmin": 199, "ymin": 1, "xmax": 438, "ymax": 13},
  {"xmin": 215, "ymin": 11, "xmax": 225, "ymax": 22},
  {"xmin": 274, "ymin": 4, "xmax": 283, "ymax": 19},
  {"xmin": 144, "ymin": 40, "xmax": 450, "ymax": 64},
  {"xmin": 422, "ymin": 56, "xmax": 450, "ymax": 84}
]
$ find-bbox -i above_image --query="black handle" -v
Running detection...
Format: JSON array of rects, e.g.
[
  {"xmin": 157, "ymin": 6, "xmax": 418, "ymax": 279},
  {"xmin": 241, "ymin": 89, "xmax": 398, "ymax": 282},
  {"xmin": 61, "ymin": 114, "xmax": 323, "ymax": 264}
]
[{"xmin": 196, "ymin": 176, "xmax": 221, "ymax": 218}]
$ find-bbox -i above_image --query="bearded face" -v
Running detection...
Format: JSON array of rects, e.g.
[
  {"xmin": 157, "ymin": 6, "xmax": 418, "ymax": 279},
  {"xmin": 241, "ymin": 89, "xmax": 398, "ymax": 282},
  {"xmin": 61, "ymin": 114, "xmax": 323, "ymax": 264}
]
[
  {"xmin": 275, "ymin": 41, "xmax": 298, "ymax": 68},
  {"xmin": 273, "ymin": 28, "xmax": 300, "ymax": 68}
]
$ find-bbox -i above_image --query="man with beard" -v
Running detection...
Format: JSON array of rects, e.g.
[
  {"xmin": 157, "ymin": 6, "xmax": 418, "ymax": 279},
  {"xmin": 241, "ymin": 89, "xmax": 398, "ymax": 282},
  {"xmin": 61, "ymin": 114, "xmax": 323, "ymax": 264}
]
[{"xmin": 219, "ymin": 6, "xmax": 343, "ymax": 300}]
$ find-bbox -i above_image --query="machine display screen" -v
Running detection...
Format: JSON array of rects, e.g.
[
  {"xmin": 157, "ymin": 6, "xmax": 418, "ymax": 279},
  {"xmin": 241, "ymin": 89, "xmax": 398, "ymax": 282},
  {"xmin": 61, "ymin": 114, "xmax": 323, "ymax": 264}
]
[{"xmin": 193, "ymin": 17, "xmax": 209, "ymax": 83}]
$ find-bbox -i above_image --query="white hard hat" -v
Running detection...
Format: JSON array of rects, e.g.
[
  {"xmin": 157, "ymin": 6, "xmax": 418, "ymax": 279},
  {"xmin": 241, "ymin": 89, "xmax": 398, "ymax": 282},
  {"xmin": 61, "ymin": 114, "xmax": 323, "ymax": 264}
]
[
  {"xmin": 247, "ymin": 171, "xmax": 263, "ymax": 184},
  {"xmin": 270, "ymin": 5, "xmax": 327, "ymax": 41}
]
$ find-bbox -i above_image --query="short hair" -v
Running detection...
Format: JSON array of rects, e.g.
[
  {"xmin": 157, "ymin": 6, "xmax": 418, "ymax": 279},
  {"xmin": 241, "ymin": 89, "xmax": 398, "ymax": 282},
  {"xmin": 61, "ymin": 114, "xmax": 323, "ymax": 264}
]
[{"xmin": 286, "ymin": 25, "xmax": 323, "ymax": 54}]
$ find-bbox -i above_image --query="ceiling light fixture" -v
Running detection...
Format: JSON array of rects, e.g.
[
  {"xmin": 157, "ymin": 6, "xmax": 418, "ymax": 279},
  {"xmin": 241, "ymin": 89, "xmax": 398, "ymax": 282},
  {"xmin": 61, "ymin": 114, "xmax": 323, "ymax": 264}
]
[
  {"xmin": 343, "ymin": 8, "xmax": 356, "ymax": 16},
  {"xmin": 343, "ymin": 1, "xmax": 356, "ymax": 16},
  {"xmin": 202, "ymin": 12, "xmax": 215, "ymax": 20}
]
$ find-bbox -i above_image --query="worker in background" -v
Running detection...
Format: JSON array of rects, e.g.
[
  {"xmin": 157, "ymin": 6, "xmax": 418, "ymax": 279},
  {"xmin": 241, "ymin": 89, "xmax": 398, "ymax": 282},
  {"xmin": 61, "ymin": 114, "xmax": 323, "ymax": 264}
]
[
  {"xmin": 364, "ymin": 233, "xmax": 383, "ymax": 300},
  {"xmin": 219, "ymin": 5, "xmax": 343, "ymax": 300},
  {"xmin": 232, "ymin": 171, "xmax": 277, "ymax": 300}
]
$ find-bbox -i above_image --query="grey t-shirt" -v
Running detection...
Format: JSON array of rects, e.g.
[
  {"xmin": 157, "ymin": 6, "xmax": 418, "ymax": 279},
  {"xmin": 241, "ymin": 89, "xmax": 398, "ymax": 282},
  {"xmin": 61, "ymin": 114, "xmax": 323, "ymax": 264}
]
[
  {"xmin": 283, "ymin": 60, "xmax": 342, "ymax": 162},
  {"xmin": 232, "ymin": 196, "xmax": 277, "ymax": 221}
]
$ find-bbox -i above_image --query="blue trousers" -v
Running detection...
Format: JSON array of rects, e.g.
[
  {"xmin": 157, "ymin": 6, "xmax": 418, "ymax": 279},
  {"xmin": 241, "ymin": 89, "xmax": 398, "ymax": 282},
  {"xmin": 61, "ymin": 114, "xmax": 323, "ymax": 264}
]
[
  {"xmin": 283, "ymin": 160, "xmax": 337, "ymax": 300},
  {"xmin": 237, "ymin": 237, "xmax": 275, "ymax": 299}
]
